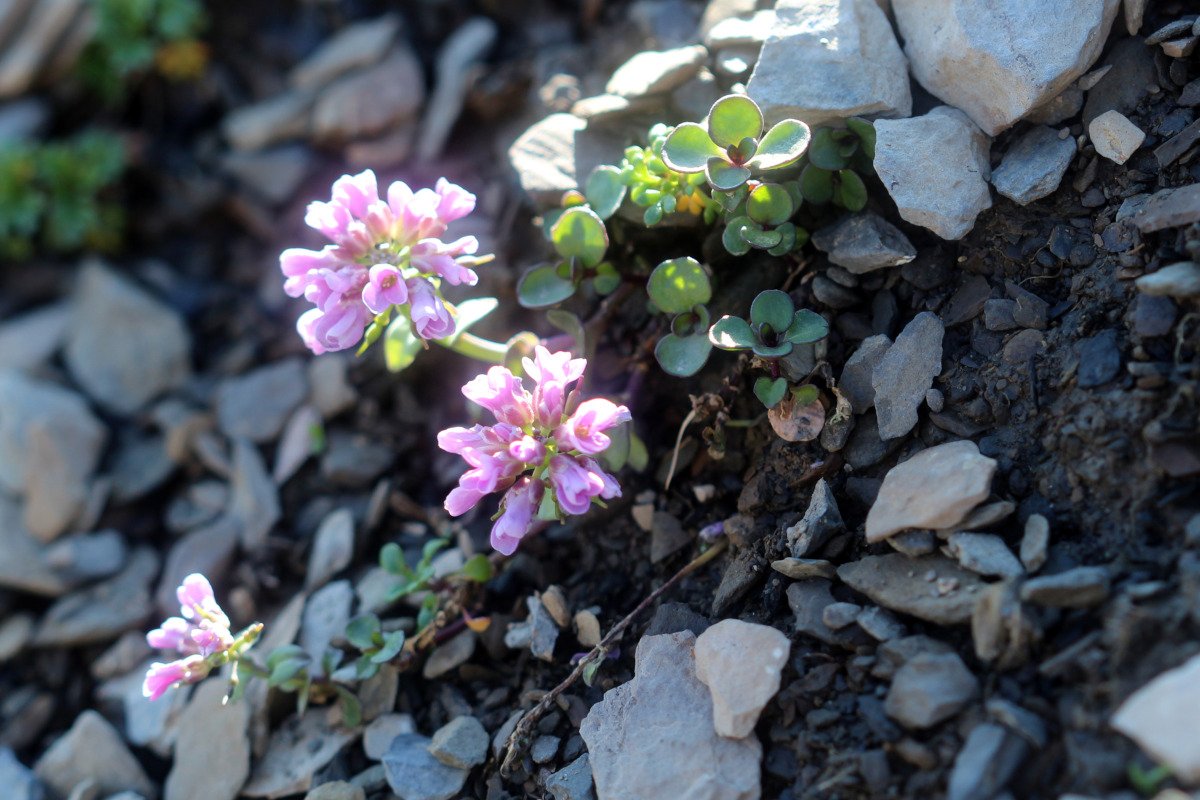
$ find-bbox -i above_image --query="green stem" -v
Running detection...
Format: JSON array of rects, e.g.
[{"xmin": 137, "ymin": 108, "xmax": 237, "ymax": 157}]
[{"xmin": 437, "ymin": 331, "xmax": 508, "ymax": 364}]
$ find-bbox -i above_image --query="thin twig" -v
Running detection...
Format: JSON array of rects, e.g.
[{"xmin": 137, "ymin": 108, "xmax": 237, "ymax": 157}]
[
  {"xmin": 663, "ymin": 406, "xmax": 699, "ymax": 492},
  {"xmin": 500, "ymin": 538, "xmax": 728, "ymax": 775}
]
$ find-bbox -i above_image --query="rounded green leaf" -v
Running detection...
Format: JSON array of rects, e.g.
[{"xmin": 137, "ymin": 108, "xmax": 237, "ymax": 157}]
[
  {"xmin": 585, "ymin": 166, "xmax": 627, "ymax": 220},
  {"xmin": 707, "ymin": 94, "xmax": 764, "ymax": 148},
  {"xmin": 836, "ymin": 169, "xmax": 868, "ymax": 211},
  {"xmin": 709, "ymin": 315, "xmax": 756, "ymax": 350},
  {"xmin": 373, "ymin": 630, "xmax": 406, "ymax": 662},
  {"xmin": 706, "ymin": 157, "xmax": 751, "ymax": 191},
  {"xmin": 754, "ymin": 376, "xmax": 789, "ymax": 409},
  {"xmin": 383, "ymin": 314, "xmax": 422, "ymax": 373},
  {"xmin": 662, "ymin": 122, "xmax": 723, "ymax": 172},
  {"xmin": 767, "ymin": 222, "xmax": 797, "ymax": 256},
  {"xmin": 751, "ymin": 340, "xmax": 793, "ymax": 358},
  {"xmin": 551, "ymin": 206, "xmax": 608, "ymax": 267},
  {"xmin": 460, "ymin": 554, "xmax": 494, "ymax": 583},
  {"xmin": 785, "ymin": 308, "xmax": 829, "ymax": 344},
  {"xmin": 345, "ymin": 614, "xmax": 381, "ymax": 650},
  {"xmin": 808, "ymin": 128, "xmax": 849, "ymax": 170},
  {"xmin": 655, "ymin": 332, "xmax": 713, "ymax": 377},
  {"xmin": 741, "ymin": 226, "xmax": 782, "ymax": 249},
  {"xmin": 647, "ymin": 256, "xmax": 712, "ymax": 315},
  {"xmin": 592, "ymin": 262, "xmax": 621, "ymax": 295},
  {"xmin": 517, "ymin": 263, "xmax": 578, "ymax": 308},
  {"xmin": 750, "ymin": 289, "xmax": 795, "ymax": 332},
  {"xmin": 747, "ymin": 119, "xmax": 811, "ymax": 171},
  {"xmin": 846, "ymin": 117, "xmax": 876, "ymax": 158},
  {"xmin": 799, "ymin": 164, "xmax": 834, "ymax": 205},
  {"xmin": 746, "ymin": 183, "xmax": 795, "ymax": 226},
  {"xmin": 721, "ymin": 220, "xmax": 752, "ymax": 256},
  {"xmin": 440, "ymin": 297, "xmax": 498, "ymax": 346}
]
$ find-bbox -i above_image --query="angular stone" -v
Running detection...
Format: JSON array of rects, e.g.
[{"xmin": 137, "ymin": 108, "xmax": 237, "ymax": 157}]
[
  {"xmin": 311, "ymin": 49, "xmax": 424, "ymax": 145},
  {"xmin": 290, "ymin": 14, "xmax": 400, "ymax": 90},
  {"xmin": 786, "ymin": 579, "xmax": 864, "ymax": 647},
  {"xmin": 874, "ymin": 107, "xmax": 992, "ymax": 240},
  {"xmin": 300, "ymin": 579, "xmax": 354, "ymax": 661},
  {"xmin": 812, "ymin": 213, "xmax": 916, "ymax": 274},
  {"xmin": 242, "ymin": 712, "xmax": 356, "ymax": 798},
  {"xmin": 946, "ymin": 722, "xmax": 1028, "ymax": 800},
  {"xmin": 306, "ymin": 508, "xmax": 355, "ymax": 590},
  {"xmin": 363, "ymin": 714, "xmax": 415, "ymax": 761},
  {"xmin": 64, "ymin": 262, "xmax": 190, "ymax": 414},
  {"xmin": 771, "ymin": 558, "xmax": 836, "ymax": 580},
  {"xmin": 837, "ymin": 554, "xmax": 986, "ymax": 625},
  {"xmin": 1122, "ymin": 184, "xmax": 1200, "ymax": 234},
  {"xmin": 694, "ymin": 619, "xmax": 791, "ymax": 738},
  {"xmin": 946, "ymin": 532, "xmax": 1023, "ymax": 578},
  {"xmin": 1089, "ymin": 110, "xmax": 1144, "ymax": 164},
  {"xmin": 606, "ymin": 45, "xmax": 707, "ymax": 98},
  {"xmin": 428, "ymin": 716, "xmax": 488, "ymax": 770},
  {"xmin": 33, "ymin": 548, "xmax": 157, "ymax": 647},
  {"xmin": 1112, "ymin": 653, "xmax": 1200, "ymax": 783},
  {"xmin": 893, "ymin": 0, "xmax": 1121, "ymax": 135},
  {"xmin": 1019, "ymin": 567, "xmax": 1109, "ymax": 608},
  {"xmin": 871, "ymin": 312, "xmax": 944, "ymax": 440},
  {"xmin": 971, "ymin": 580, "xmax": 1037, "ymax": 668},
  {"xmin": 580, "ymin": 632, "xmax": 761, "ymax": 800},
  {"xmin": 856, "ymin": 606, "xmax": 906, "ymax": 641},
  {"xmin": 0, "ymin": 302, "xmax": 69, "ymax": 373},
  {"xmin": 747, "ymin": 0, "xmax": 911, "ymax": 126},
  {"xmin": 422, "ymin": 631, "xmax": 476, "ymax": 679},
  {"xmin": 1136, "ymin": 262, "xmax": 1200, "ymax": 298},
  {"xmin": 223, "ymin": 90, "xmax": 314, "ymax": 151},
  {"xmin": 884, "ymin": 652, "xmax": 978, "ymax": 729},
  {"xmin": 0, "ymin": 747, "xmax": 41, "ymax": 800},
  {"xmin": 305, "ymin": 782, "xmax": 364, "ymax": 800},
  {"xmin": 839, "ymin": 334, "xmax": 891, "ymax": 414},
  {"xmin": 865, "ymin": 440, "xmax": 996, "ymax": 542},
  {"xmin": 821, "ymin": 602, "xmax": 861, "ymax": 629},
  {"xmin": 785, "ymin": 479, "xmax": 843, "ymax": 557},
  {"xmin": 156, "ymin": 517, "xmax": 238, "ymax": 617},
  {"xmin": 546, "ymin": 754, "xmax": 594, "ymax": 800},
  {"xmin": 216, "ymin": 359, "xmax": 308, "ymax": 443},
  {"xmin": 381, "ymin": 734, "xmax": 467, "ymax": 800},
  {"xmin": 507, "ymin": 113, "xmax": 592, "ymax": 207},
  {"xmin": 229, "ymin": 439, "xmax": 281, "ymax": 550},
  {"xmin": 415, "ymin": 18, "xmax": 497, "ymax": 162},
  {"xmin": 0, "ymin": 496, "xmax": 73, "ymax": 596},
  {"xmin": 166, "ymin": 679, "xmax": 251, "ymax": 800},
  {"xmin": 991, "ymin": 125, "xmax": 1076, "ymax": 205},
  {"xmin": 0, "ymin": 0, "xmax": 85, "ymax": 99},
  {"xmin": 34, "ymin": 711, "xmax": 155, "ymax": 799}
]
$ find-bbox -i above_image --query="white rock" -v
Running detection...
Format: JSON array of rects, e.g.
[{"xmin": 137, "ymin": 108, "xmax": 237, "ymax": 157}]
[
  {"xmin": 703, "ymin": 11, "xmax": 775, "ymax": 49},
  {"xmin": 991, "ymin": 125, "xmax": 1076, "ymax": 205},
  {"xmin": 892, "ymin": 0, "xmax": 1121, "ymax": 135},
  {"xmin": 865, "ymin": 440, "xmax": 997, "ymax": 543},
  {"xmin": 873, "ymin": 107, "xmax": 992, "ymax": 240},
  {"xmin": 747, "ymin": 0, "xmax": 911, "ymax": 126},
  {"xmin": 289, "ymin": 14, "xmax": 400, "ymax": 90},
  {"xmin": 1123, "ymin": 0, "xmax": 1146, "ymax": 33},
  {"xmin": 694, "ymin": 619, "xmax": 791, "ymax": 738},
  {"xmin": 165, "ymin": 679, "xmax": 251, "ymax": 800},
  {"xmin": 311, "ymin": 49, "xmax": 424, "ymax": 145},
  {"xmin": 1112, "ymin": 653, "xmax": 1200, "ymax": 783},
  {"xmin": 606, "ymin": 45, "xmax": 707, "ymax": 98},
  {"xmin": 1088, "ymin": 110, "xmax": 1144, "ymax": 164},
  {"xmin": 34, "ymin": 710, "xmax": 155, "ymax": 799},
  {"xmin": 580, "ymin": 632, "xmax": 761, "ymax": 799},
  {"xmin": 508, "ymin": 113, "xmax": 586, "ymax": 207},
  {"xmin": 1136, "ymin": 262, "xmax": 1200, "ymax": 299}
]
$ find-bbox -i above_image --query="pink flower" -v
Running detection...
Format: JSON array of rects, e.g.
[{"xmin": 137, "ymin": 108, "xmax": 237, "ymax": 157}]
[
  {"xmin": 445, "ymin": 484, "xmax": 489, "ymax": 516},
  {"xmin": 435, "ymin": 178, "xmax": 476, "ymax": 223},
  {"xmin": 462, "ymin": 367, "xmax": 534, "ymax": 427},
  {"xmin": 524, "ymin": 346, "xmax": 587, "ymax": 429},
  {"xmin": 491, "ymin": 478, "xmax": 542, "ymax": 555},
  {"xmin": 177, "ymin": 574, "xmax": 226, "ymax": 624},
  {"xmin": 143, "ymin": 656, "xmax": 208, "ymax": 701},
  {"xmin": 556, "ymin": 398, "xmax": 632, "ymax": 454},
  {"xmin": 508, "ymin": 435, "xmax": 545, "ymax": 463},
  {"xmin": 362, "ymin": 264, "xmax": 409, "ymax": 314},
  {"xmin": 548, "ymin": 454, "xmax": 607, "ymax": 515},
  {"xmin": 411, "ymin": 237, "xmax": 480, "ymax": 286},
  {"xmin": 580, "ymin": 457, "xmax": 622, "ymax": 500},
  {"xmin": 147, "ymin": 617, "xmax": 193, "ymax": 652},
  {"xmin": 407, "ymin": 277, "xmax": 456, "ymax": 340}
]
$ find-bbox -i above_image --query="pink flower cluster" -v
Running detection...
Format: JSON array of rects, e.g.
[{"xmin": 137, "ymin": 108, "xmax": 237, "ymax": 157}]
[
  {"xmin": 439, "ymin": 347, "xmax": 632, "ymax": 555},
  {"xmin": 143, "ymin": 574, "xmax": 234, "ymax": 701},
  {"xmin": 280, "ymin": 170, "xmax": 484, "ymax": 354}
]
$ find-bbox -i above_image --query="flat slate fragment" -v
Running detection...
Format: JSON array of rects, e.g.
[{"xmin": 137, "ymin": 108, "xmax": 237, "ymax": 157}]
[{"xmin": 837, "ymin": 554, "xmax": 985, "ymax": 625}]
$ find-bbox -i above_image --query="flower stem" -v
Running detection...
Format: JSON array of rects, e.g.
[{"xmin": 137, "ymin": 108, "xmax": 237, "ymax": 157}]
[{"xmin": 437, "ymin": 331, "xmax": 508, "ymax": 364}]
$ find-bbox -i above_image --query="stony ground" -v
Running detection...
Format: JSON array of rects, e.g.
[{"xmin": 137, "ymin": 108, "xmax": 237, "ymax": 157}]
[{"xmin": 0, "ymin": 1, "xmax": 1199, "ymax": 800}]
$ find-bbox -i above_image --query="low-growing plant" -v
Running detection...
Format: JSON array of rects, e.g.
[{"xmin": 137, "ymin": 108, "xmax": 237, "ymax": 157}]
[
  {"xmin": 79, "ymin": 0, "xmax": 209, "ymax": 101},
  {"xmin": 798, "ymin": 119, "xmax": 875, "ymax": 212}
]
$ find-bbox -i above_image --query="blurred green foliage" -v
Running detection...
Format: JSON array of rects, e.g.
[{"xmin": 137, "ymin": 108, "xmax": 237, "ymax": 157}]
[{"xmin": 79, "ymin": 0, "xmax": 208, "ymax": 101}]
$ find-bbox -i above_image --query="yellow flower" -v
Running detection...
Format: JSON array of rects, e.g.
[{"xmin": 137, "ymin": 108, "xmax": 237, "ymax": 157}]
[{"xmin": 676, "ymin": 191, "xmax": 705, "ymax": 215}]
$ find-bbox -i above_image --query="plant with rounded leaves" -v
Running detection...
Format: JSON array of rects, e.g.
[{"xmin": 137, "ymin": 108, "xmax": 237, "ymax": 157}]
[
  {"xmin": 709, "ymin": 289, "xmax": 829, "ymax": 408},
  {"xmin": 798, "ymin": 119, "xmax": 875, "ymax": 212},
  {"xmin": 518, "ymin": 204, "xmax": 616, "ymax": 308},
  {"xmin": 618, "ymin": 124, "xmax": 715, "ymax": 225},
  {"xmin": 719, "ymin": 181, "xmax": 808, "ymax": 256},
  {"xmin": 662, "ymin": 95, "xmax": 811, "ymax": 191},
  {"xmin": 648, "ymin": 257, "xmax": 714, "ymax": 377},
  {"xmin": 344, "ymin": 613, "xmax": 406, "ymax": 680}
]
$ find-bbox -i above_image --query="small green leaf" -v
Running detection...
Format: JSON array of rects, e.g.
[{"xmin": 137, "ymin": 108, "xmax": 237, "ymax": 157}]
[
  {"xmin": 345, "ymin": 614, "xmax": 381, "ymax": 651},
  {"xmin": 754, "ymin": 376, "xmax": 789, "ymax": 408},
  {"xmin": 268, "ymin": 656, "xmax": 308, "ymax": 687},
  {"xmin": 799, "ymin": 164, "xmax": 833, "ymax": 205},
  {"xmin": 722, "ymin": 221, "xmax": 752, "ymax": 256},
  {"xmin": 836, "ymin": 169, "xmax": 868, "ymax": 211},
  {"xmin": 808, "ymin": 128, "xmax": 848, "ymax": 170},
  {"xmin": 335, "ymin": 686, "xmax": 363, "ymax": 727},
  {"xmin": 383, "ymin": 314, "xmax": 422, "ymax": 373},
  {"xmin": 551, "ymin": 206, "xmax": 608, "ymax": 267},
  {"xmin": 705, "ymin": 157, "xmax": 751, "ymax": 191},
  {"xmin": 546, "ymin": 309, "xmax": 585, "ymax": 351},
  {"xmin": 582, "ymin": 655, "xmax": 603, "ymax": 687},
  {"xmin": 628, "ymin": 431, "xmax": 649, "ymax": 472},
  {"xmin": 517, "ymin": 262, "xmax": 579, "ymax": 308},
  {"xmin": 420, "ymin": 537, "xmax": 450, "ymax": 566},
  {"xmin": 741, "ymin": 226, "xmax": 782, "ymax": 249},
  {"xmin": 751, "ymin": 340, "xmax": 793, "ymax": 358},
  {"xmin": 647, "ymin": 256, "xmax": 712, "ymax": 315},
  {"xmin": 750, "ymin": 289, "xmax": 795, "ymax": 332},
  {"xmin": 793, "ymin": 384, "xmax": 821, "ymax": 406},
  {"xmin": 440, "ymin": 297, "xmax": 499, "ymax": 346},
  {"xmin": 662, "ymin": 122, "xmax": 723, "ymax": 172},
  {"xmin": 585, "ymin": 166, "xmax": 626, "ymax": 220},
  {"xmin": 540, "ymin": 207, "xmax": 566, "ymax": 239},
  {"xmin": 600, "ymin": 422, "xmax": 630, "ymax": 471},
  {"xmin": 655, "ymin": 332, "xmax": 713, "ymax": 377},
  {"xmin": 417, "ymin": 594, "xmax": 439, "ymax": 631},
  {"xmin": 379, "ymin": 542, "xmax": 406, "ymax": 576},
  {"xmin": 707, "ymin": 94, "xmax": 764, "ymax": 148},
  {"xmin": 266, "ymin": 644, "xmax": 308, "ymax": 671},
  {"xmin": 355, "ymin": 654, "xmax": 380, "ymax": 680},
  {"xmin": 643, "ymin": 204, "xmax": 664, "ymax": 226},
  {"xmin": 374, "ymin": 630, "xmax": 406, "ymax": 662},
  {"xmin": 786, "ymin": 309, "xmax": 829, "ymax": 344},
  {"xmin": 748, "ymin": 119, "xmax": 811, "ymax": 171},
  {"xmin": 746, "ymin": 182, "xmax": 794, "ymax": 226},
  {"xmin": 709, "ymin": 315, "xmax": 756, "ymax": 350},
  {"xmin": 461, "ymin": 553, "xmax": 494, "ymax": 583},
  {"xmin": 846, "ymin": 117, "xmax": 876, "ymax": 159},
  {"xmin": 592, "ymin": 262, "xmax": 621, "ymax": 295}
]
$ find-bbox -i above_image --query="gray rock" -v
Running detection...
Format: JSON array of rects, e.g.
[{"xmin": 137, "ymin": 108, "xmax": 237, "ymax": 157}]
[
  {"xmin": 0, "ymin": 302, "xmax": 69, "ymax": 373},
  {"xmin": 43, "ymin": 530, "xmax": 126, "ymax": 582},
  {"xmin": 606, "ymin": 45, "xmax": 707, "ymax": 98},
  {"xmin": 786, "ymin": 479, "xmax": 843, "ymax": 557},
  {"xmin": 229, "ymin": 439, "xmax": 281, "ymax": 550},
  {"xmin": 888, "ymin": 530, "xmax": 937, "ymax": 557},
  {"xmin": 300, "ymin": 580, "xmax": 354, "ymax": 665},
  {"xmin": 289, "ymin": 14, "xmax": 400, "ymax": 90},
  {"xmin": 873, "ymin": 107, "xmax": 992, "ymax": 240},
  {"xmin": 884, "ymin": 652, "xmax": 978, "ymax": 729},
  {"xmin": 531, "ymin": 735, "xmax": 560, "ymax": 764},
  {"xmin": 0, "ymin": 0, "xmax": 85, "ymax": 99},
  {"xmin": 110, "ymin": 433, "xmax": 175, "ymax": 502},
  {"xmin": 1075, "ymin": 329, "xmax": 1121, "ymax": 388},
  {"xmin": 650, "ymin": 510, "xmax": 692, "ymax": 563},
  {"xmin": 320, "ymin": 433, "xmax": 395, "ymax": 488},
  {"xmin": 580, "ymin": 632, "xmax": 761, "ymax": 800},
  {"xmin": 33, "ymin": 548, "xmax": 157, "ymax": 647},
  {"xmin": 771, "ymin": 558, "xmax": 836, "ymax": 580},
  {"xmin": 34, "ymin": 711, "xmax": 155, "ymax": 799},
  {"xmin": 812, "ymin": 213, "xmax": 916, "ymax": 274},
  {"xmin": 428, "ymin": 716, "xmax": 488, "ymax": 770},
  {"xmin": 786, "ymin": 579, "xmax": 863, "ymax": 647},
  {"xmin": 155, "ymin": 517, "xmax": 238, "ymax": 617},
  {"xmin": 856, "ymin": 606, "xmax": 906, "ymax": 641},
  {"xmin": 873, "ymin": 635, "xmax": 955, "ymax": 681},
  {"xmin": 0, "ymin": 613, "xmax": 33, "ymax": 662},
  {"xmin": 1136, "ymin": 262, "xmax": 1200, "ymax": 299},
  {"xmin": 422, "ymin": 631, "xmax": 476, "ymax": 679},
  {"xmin": 363, "ymin": 714, "xmax": 415, "ymax": 761},
  {"xmin": 0, "ymin": 496, "xmax": 74, "ymax": 596},
  {"xmin": 508, "ymin": 113, "xmax": 586, "ymax": 207},
  {"xmin": 865, "ymin": 440, "xmax": 996, "ymax": 542},
  {"xmin": 65, "ymin": 262, "xmax": 190, "ymax": 415},
  {"xmin": 1082, "ymin": 37, "xmax": 1155, "ymax": 127},
  {"xmin": 546, "ymin": 754, "xmax": 594, "ymax": 800},
  {"xmin": 381, "ymin": 734, "xmax": 467, "ymax": 800},
  {"xmin": 1025, "ymin": 86, "xmax": 1083, "ymax": 125},
  {"xmin": 991, "ymin": 126, "xmax": 1076, "ymax": 205},
  {"xmin": 645, "ymin": 602, "xmax": 710, "ymax": 637},
  {"xmin": 704, "ymin": 11, "xmax": 774, "ymax": 49},
  {"xmin": 1121, "ymin": 183, "xmax": 1200, "ymax": 234},
  {"xmin": 871, "ymin": 312, "xmax": 944, "ymax": 440},
  {"xmin": 893, "ymin": 0, "xmax": 1121, "ymax": 135},
  {"xmin": 0, "ymin": 747, "xmax": 42, "ymax": 800},
  {"xmin": 1019, "ymin": 567, "xmax": 1109, "ymax": 608},
  {"xmin": 0, "ymin": 96, "xmax": 48, "ymax": 142},
  {"xmin": 273, "ymin": 405, "xmax": 321, "ymax": 485},
  {"xmin": 822, "ymin": 602, "xmax": 861, "ymax": 630},
  {"xmin": 983, "ymin": 299, "xmax": 1018, "ymax": 331},
  {"xmin": 307, "ymin": 355, "xmax": 358, "ymax": 418},
  {"xmin": 747, "ymin": 0, "xmax": 911, "ymax": 126},
  {"xmin": 311, "ymin": 49, "xmax": 424, "ymax": 145},
  {"xmin": 946, "ymin": 532, "xmax": 1023, "ymax": 578},
  {"xmin": 216, "ymin": 359, "xmax": 307, "ymax": 443},
  {"xmin": 837, "ymin": 554, "xmax": 986, "ymax": 625},
  {"xmin": 223, "ymin": 90, "xmax": 314, "ymax": 151},
  {"xmin": 1019, "ymin": 514, "xmax": 1050, "ymax": 573},
  {"xmin": 165, "ymin": 679, "xmax": 251, "ymax": 800},
  {"xmin": 946, "ymin": 722, "xmax": 1028, "ymax": 800},
  {"xmin": 839, "ymin": 335, "xmax": 891, "ymax": 414},
  {"xmin": 986, "ymin": 698, "xmax": 1047, "ymax": 748},
  {"xmin": 527, "ymin": 595, "xmax": 560, "ymax": 662},
  {"xmin": 417, "ymin": 18, "xmax": 497, "ymax": 161},
  {"xmin": 221, "ymin": 146, "xmax": 312, "ymax": 206},
  {"xmin": 1111, "ymin": 653, "xmax": 1200, "ymax": 784},
  {"xmin": 242, "ymin": 712, "xmax": 356, "ymax": 798},
  {"xmin": 306, "ymin": 508, "xmax": 355, "ymax": 590},
  {"xmin": 694, "ymin": 619, "xmax": 791, "ymax": 737},
  {"xmin": 1089, "ymin": 110, "xmax": 1144, "ymax": 164},
  {"xmin": 305, "ymin": 782, "xmax": 364, "ymax": 800},
  {"xmin": 0, "ymin": 369, "xmax": 106, "ymax": 542}
]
